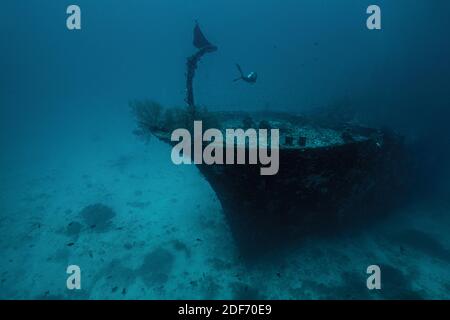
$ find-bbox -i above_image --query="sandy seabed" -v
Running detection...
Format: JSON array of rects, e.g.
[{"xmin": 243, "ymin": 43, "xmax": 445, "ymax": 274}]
[{"xmin": 1, "ymin": 113, "xmax": 449, "ymax": 300}]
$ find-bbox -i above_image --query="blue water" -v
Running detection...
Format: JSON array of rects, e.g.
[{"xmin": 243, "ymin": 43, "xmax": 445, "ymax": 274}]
[{"xmin": 0, "ymin": 0, "xmax": 449, "ymax": 299}]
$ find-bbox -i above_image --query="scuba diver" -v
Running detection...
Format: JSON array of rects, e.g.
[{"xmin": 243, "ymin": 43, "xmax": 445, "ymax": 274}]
[{"xmin": 233, "ymin": 64, "xmax": 257, "ymax": 84}]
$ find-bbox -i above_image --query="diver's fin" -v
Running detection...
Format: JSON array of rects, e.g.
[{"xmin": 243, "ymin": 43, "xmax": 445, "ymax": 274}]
[
  {"xmin": 235, "ymin": 64, "xmax": 244, "ymax": 77},
  {"xmin": 193, "ymin": 21, "xmax": 213, "ymax": 49}
]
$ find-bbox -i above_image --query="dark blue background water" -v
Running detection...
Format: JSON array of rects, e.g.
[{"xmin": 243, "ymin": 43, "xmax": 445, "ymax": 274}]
[{"xmin": 2, "ymin": 1, "xmax": 449, "ymax": 120}]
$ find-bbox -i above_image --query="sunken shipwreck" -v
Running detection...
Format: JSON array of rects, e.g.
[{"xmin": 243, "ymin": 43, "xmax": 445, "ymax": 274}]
[{"xmin": 131, "ymin": 22, "xmax": 412, "ymax": 256}]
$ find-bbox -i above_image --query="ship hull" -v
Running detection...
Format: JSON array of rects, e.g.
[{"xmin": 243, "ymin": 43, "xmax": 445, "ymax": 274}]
[
  {"xmin": 149, "ymin": 111, "xmax": 410, "ymax": 256},
  {"xmin": 197, "ymin": 133, "xmax": 409, "ymax": 256}
]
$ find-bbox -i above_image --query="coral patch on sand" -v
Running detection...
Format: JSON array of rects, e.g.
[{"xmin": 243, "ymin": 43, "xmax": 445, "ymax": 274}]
[{"xmin": 80, "ymin": 203, "xmax": 116, "ymax": 232}]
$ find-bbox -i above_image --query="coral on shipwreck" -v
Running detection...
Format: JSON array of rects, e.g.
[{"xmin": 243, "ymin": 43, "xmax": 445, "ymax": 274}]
[
  {"xmin": 130, "ymin": 100, "xmax": 220, "ymax": 136},
  {"xmin": 130, "ymin": 21, "xmax": 220, "ymax": 138}
]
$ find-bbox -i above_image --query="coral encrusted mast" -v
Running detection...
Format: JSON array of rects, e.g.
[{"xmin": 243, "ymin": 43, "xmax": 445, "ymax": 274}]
[{"xmin": 185, "ymin": 21, "xmax": 218, "ymax": 116}]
